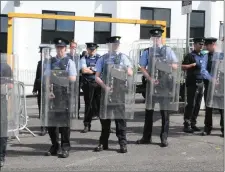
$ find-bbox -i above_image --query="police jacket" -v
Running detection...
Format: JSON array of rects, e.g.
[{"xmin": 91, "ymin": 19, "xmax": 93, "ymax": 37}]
[
  {"xmin": 182, "ymin": 51, "xmax": 205, "ymax": 85},
  {"xmin": 82, "ymin": 54, "xmax": 100, "ymax": 80},
  {"xmin": 33, "ymin": 60, "xmax": 42, "ymax": 92}
]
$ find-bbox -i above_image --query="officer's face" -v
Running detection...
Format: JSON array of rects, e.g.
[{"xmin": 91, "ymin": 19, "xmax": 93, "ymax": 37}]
[
  {"xmin": 108, "ymin": 43, "xmax": 120, "ymax": 52},
  {"xmin": 151, "ymin": 37, "xmax": 162, "ymax": 47},
  {"xmin": 87, "ymin": 48, "xmax": 96, "ymax": 56},
  {"xmin": 205, "ymin": 43, "xmax": 216, "ymax": 52},
  {"xmin": 56, "ymin": 46, "xmax": 66, "ymax": 57},
  {"xmin": 70, "ymin": 43, "xmax": 77, "ymax": 55},
  {"xmin": 194, "ymin": 42, "xmax": 204, "ymax": 51}
]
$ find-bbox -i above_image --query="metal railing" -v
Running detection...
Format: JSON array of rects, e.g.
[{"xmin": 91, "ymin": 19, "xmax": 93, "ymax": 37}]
[
  {"xmin": 8, "ymin": 81, "xmax": 36, "ymax": 143},
  {"xmin": 18, "ymin": 69, "xmax": 36, "ymax": 86}
]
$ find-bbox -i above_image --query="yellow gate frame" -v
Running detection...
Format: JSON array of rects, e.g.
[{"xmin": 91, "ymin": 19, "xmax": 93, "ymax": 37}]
[{"xmin": 7, "ymin": 12, "xmax": 166, "ymax": 62}]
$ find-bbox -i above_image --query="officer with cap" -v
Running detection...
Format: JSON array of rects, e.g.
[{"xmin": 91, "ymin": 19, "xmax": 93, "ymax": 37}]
[
  {"xmin": 201, "ymin": 37, "xmax": 224, "ymax": 137},
  {"xmin": 33, "ymin": 45, "xmax": 51, "ymax": 136},
  {"xmin": 136, "ymin": 28, "xmax": 178, "ymax": 147},
  {"xmin": 80, "ymin": 42, "xmax": 101, "ymax": 133},
  {"xmin": 44, "ymin": 38, "xmax": 77, "ymax": 158},
  {"xmin": 94, "ymin": 36, "xmax": 133, "ymax": 153},
  {"xmin": 182, "ymin": 37, "xmax": 207, "ymax": 133},
  {"xmin": 0, "ymin": 53, "xmax": 13, "ymax": 167}
]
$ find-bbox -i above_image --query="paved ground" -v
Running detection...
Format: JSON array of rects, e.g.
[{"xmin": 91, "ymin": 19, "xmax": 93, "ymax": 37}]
[{"xmin": 1, "ymin": 95, "xmax": 224, "ymax": 171}]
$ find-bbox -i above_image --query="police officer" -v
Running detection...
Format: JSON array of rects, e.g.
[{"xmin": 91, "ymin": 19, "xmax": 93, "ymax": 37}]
[
  {"xmin": 94, "ymin": 36, "xmax": 133, "ymax": 153},
  {"xmin": 67, "ymin": 41, "xmax": 81, "ymax": 119},
  {"xmin": 33, "ymin": 45, "xmax": 50, "ymax": 136},
  {"xmin": 80, "ymin": 43, "xmax": 101, "ymax": 133},
  {"xmin": 45, "ymin": 38, "xmax": 77, "ymax": 158},
  {"xmin": 182, "ymin": 37, "xmax": 206, "ymax": 133},
  {"xmin": 136, "ymin": 28, "xmax": 178, "ymax": 147},
  {"xmin": 0, "ymin": 54, "xmax": 13, "ymax": 167},
  {"xmin": 201, "ymin": 37, "xmax": 224, "ymax": 137}
]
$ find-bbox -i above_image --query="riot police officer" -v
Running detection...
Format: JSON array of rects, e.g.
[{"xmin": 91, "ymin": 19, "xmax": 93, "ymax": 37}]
[
  {"xmin": 0, "ymin": 54, "xmax": 13, "ymax": 167},
  {"xmin": 80, "ymin": 43, "xmax": 101, "ymax": 133},
  {"xmin": 136, "ymin": 28, "xmax": 178, "ymax": 147},
  {"xmin": 94, "ymin": 36, "xmax": 133, "ymax": 153},
  {"xmin": 201, "ymin": 37, "xmax": 224, "ymax": 137},
  {"xmin": 182, "ymin": 38, "xmax": 207, "ymax": 133},
  {"xmin": 33, "ymin": 45, "xmax": 51, "ymax": 136},
  {"xmin": 44, "ymin": 38, "xmax": 77, "ymax": 158}
]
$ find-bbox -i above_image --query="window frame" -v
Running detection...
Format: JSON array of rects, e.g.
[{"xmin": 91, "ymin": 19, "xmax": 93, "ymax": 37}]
[
  {"xmin": 140, "ymin": 7, "xmax": 171, "ymax": 38},
  {"xmin": 41, "ymin": 10, "xmax": 75, "ymax": 44},
  {"xmin": 0, "ymin": 14, "xmax": 8, "ymax": 53},
  {"xmin": 42, "ymin": 10, "xmax": 75, "ymax": 32},
  {"xmin": 0, "ymin": 14, "xmax": 8, "ymax": 33},
  {"xmin": 94, "ymin": 13, "xmax": 112, "ymax": 44},
  {"xmin": 190, "ymin": 10, "xmax": 205, "ymax": 38}
]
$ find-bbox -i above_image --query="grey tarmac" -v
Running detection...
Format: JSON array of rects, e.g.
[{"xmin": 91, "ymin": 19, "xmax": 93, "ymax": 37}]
[{"xmin": 1, "ymin": 95, "xmax": 223, "ymax": 172}]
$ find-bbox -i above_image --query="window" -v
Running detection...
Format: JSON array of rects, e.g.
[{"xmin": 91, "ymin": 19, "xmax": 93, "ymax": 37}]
[
  {"xmin": 190, "ymin": 10, "xmax": 205, "ymax": 38},
  {"xmin": 140, "ymin": 7, "xmax": 171, "ymax": 39},
  {"xmin": 94, "ymin": 13, "xmax": 112, "ymax": 44},
  {"xmin": 41, "ymin": 10, "xmax": 75, "ymax": 44},
  {"xmin": 0, "ymin": 14, "xmax": 8, "ymax": 53}
]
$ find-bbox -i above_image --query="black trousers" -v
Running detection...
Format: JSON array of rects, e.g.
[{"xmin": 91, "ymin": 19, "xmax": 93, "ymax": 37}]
[
  {"xmin": 1, "ymin": 96, "xmax": 8, "ymax": 160},
  {"xmin": 204, "ymin": 83, "xmax": 224, "ymax": 133},
  {"xmin": 48, "ymin": 127, "xmax": 71, "ymax": 151},
  {"xmin": 184, "ymin": 81, "xmax": 204, "ymax": 126},
  {"xmin": 78, "ymin": 79, "xmax": 81, "ymax": 113},
  {"xmin": 142, "ymin": 109, "xmax": 170, "ymax": 141},
  {"xmin": 37, "ymin": 90, "xmax": 41, "ymax": 119},
  {"xmin": 0, "ymin": 137, "xmax": 7, "ymax": 160},
  {"xmin": 82, "ymin": 79, "xmax": 101, "ymax": 127},
  {"xmin": 99, "ymin": 119, "xmax": 127, "ymax": 146}
]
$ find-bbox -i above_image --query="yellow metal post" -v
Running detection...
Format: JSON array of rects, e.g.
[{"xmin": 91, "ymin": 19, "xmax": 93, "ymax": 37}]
[
  {"xmin": 8, "ymin": 12, "xmax": 166, "ymax": 26},
  {"xmin": 161, "ymin": 25, "xmax": 167, "ymax": 39},
  {"xmin": 6, "ymin": 12, "xmax": 167, "ymax": 55}
]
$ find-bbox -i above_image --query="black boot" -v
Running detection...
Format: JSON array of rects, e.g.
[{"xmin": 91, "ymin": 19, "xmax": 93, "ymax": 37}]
[
  {"xmin": 160, "ymin": 138, "xmax": 168, "ymax": 147},
  {"xmin": 160, "ymin": 133, "xmax": 168, "ymax": 147},
  {"xmin": 201, "ymin": 127, "xmax": 211, "ymax": 136},
  {"xmin": 191, "ymin": 125, "xmax": 201, "ymax": 132},
  {"xmin": 40, "ymin": 127, "xmax": 47, "ymax": 136},
  {"xmin": 81, "ymin": 126, "xmax": 89, "ymax": 133},
  {"xmin": 58, "ymin": 150, "xmax": 69, "ymax": 158},
  {"xmin": 136, "ymin": 138, "xmax": 152, "ymax": 144},
  {"xmin": 183, "ymin": 125, "xmax": 194, "ymax": 133},
  {"xmin": 94, "ymin": 144, "xmax": 108, "ymax": 152},
  {"xmin": 119, "ymin": 145, "xmax": 127, "ymax": 153},
  {"xmin": 45, "ymin": 145, "xmax": 59, "ymax": 156},
  {"xmin": 0, "ymin": 157, "xmax": 5, "ymax": 168}
]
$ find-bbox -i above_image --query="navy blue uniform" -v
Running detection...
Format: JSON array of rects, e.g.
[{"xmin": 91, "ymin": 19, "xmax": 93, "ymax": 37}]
[
  {"xmin": 80, "ymin": 54, "xmax": 101, "ymax": 130},
  {"xmin": 201, "ymin": 51, "xmax": 224, "ymax": 136},
  {"xmin": 138, "ymin": 45, "xmax": 177, "ymax": 146},
  {"xmin": 182, "ymin": 51, "xmax": 206, "ymax": 130}
]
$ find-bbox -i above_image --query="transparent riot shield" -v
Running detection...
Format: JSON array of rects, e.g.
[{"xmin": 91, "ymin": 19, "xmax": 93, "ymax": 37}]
[
  {"xmin": 67, "ymin": 49, "xmax": 80, "ymax": 119},
  {"xmin": 41, "ymin": 48, "xmax": 77, "ymax": 127},
  {"xmin": 99, "ymin": 43, "xmax": 137, "ymax": 119},
  {"xmin": 206, "ymin": 42, "xmax": 224, "ymax": 109},
  {"xmin": 144, "ymin": 38, "xmax": 182, "ymax": 111},
  {"xmin": 0, "ymin": 53, "xmax": 19, "ymax": 138}
]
